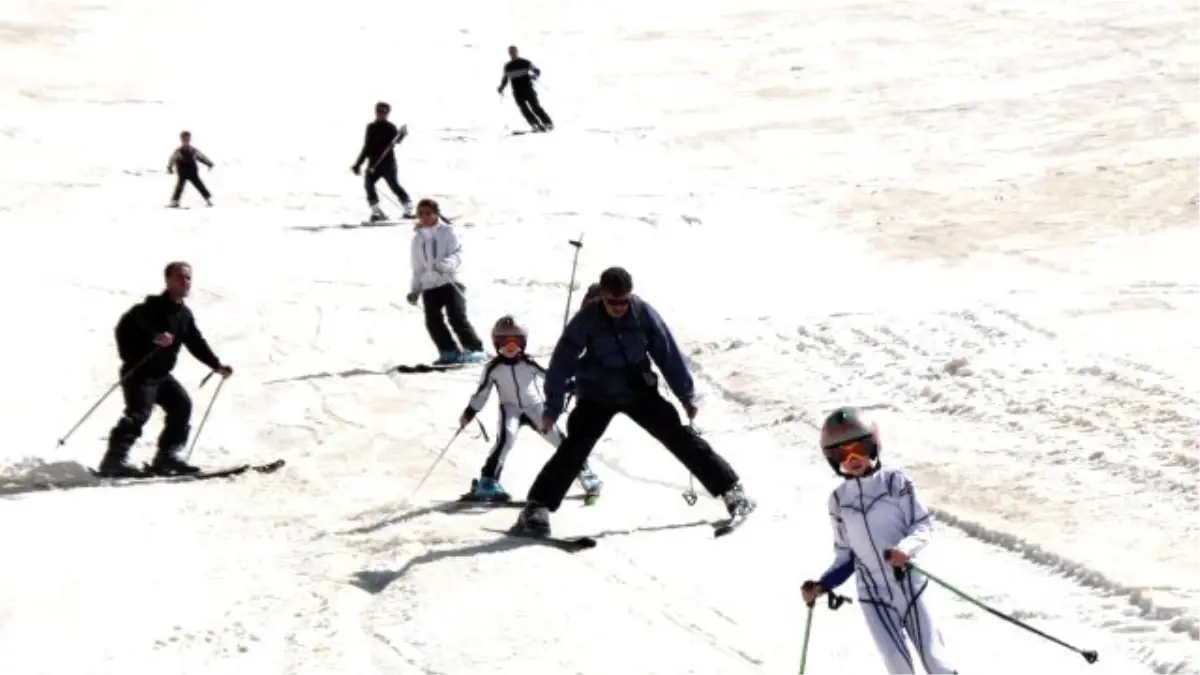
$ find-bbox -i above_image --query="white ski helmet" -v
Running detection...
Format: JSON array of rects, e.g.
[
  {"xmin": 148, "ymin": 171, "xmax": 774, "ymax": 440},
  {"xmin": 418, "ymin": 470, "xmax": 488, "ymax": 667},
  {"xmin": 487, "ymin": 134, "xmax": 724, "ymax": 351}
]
[{"xmin": 491, "ymin": 315, "xmax": 528, "ymax": 352}]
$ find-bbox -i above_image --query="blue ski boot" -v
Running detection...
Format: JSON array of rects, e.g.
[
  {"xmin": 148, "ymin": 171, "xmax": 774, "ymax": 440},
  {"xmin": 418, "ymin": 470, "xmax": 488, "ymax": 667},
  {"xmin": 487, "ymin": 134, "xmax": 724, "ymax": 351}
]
[
  {"xmin": 463, "ymin": 477, "xmax": 511, "ymax": 503},
  {"xmin": 433, "ymin": 350, "xmax": 462, "ymax": 365},
  {"xmin": 461, "ymin": 350, "xmax": 487, "ymax": 364},
  {"xmin": 577, "ymin": 469, "xmax": 603, "ymax": 506}
]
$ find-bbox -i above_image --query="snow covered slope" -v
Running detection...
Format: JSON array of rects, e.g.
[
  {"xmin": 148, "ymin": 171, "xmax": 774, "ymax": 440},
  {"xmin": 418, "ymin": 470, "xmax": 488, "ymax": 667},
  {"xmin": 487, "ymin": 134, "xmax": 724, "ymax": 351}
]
[{"xmin": 0, "ymin": 0, "xmax": 1196, "ymax": 673}]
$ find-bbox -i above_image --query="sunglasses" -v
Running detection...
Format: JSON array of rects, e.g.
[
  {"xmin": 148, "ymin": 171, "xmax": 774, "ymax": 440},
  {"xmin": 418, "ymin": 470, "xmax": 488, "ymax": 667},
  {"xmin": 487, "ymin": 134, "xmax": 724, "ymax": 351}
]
[{"xmin": 602, "ymin": 295, "xmax": 630, "ymax": 307}]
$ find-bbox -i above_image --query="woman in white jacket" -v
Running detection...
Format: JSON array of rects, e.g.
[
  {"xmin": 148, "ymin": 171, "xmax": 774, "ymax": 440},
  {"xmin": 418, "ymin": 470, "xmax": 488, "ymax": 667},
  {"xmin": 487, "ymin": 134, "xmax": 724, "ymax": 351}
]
[
  {"xmin": 405, "ymin": 198, "xmax": 487, "ymax": 364},
  {"xmin": 801, "ymin": 407, "xmax": 957, "ymax": 674}
]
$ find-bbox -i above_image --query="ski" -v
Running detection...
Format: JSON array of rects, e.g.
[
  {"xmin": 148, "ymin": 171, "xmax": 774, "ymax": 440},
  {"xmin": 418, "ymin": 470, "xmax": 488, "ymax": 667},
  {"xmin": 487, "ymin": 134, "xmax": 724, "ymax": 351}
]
[
  {"xmin": 392, "ymin": 362, "xmax": 472, "ymax": 374},
  {"xmin": 451, "ymin": 493, "xmax": 590, "ymax": 508},
  {"xmin": 712, "ymin": 509, "xmax": 753, "ymax": 538},
  {"xmin": 88, "ymin": 459, "xmax": 285, "ymax": 484},
  {"xmin": 483, "ymin": 527, "xmax": 597, "ymax": 552}
]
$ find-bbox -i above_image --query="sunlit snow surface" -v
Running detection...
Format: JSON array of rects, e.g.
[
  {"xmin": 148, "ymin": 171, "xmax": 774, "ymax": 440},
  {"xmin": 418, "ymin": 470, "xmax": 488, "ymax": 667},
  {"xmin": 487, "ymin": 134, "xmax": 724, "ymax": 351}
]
[{"xmin": 0, "ymin": 0, "xmax": 1196, "ymax": 672}]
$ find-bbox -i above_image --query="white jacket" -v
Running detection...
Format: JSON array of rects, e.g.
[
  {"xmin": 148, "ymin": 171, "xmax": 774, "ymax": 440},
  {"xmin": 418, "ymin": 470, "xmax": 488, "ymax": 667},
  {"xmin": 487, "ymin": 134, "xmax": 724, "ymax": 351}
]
[
  {"xmin": 819, "ymin": 467, "xmax": 935, "ymax": 605},
  {"xmin": 468, "ymin": 355, "xmax": 547, "ymax": 412},
  {"xmin": 410, "ymin": 220, "xmax": 463, "ymax": 294}
]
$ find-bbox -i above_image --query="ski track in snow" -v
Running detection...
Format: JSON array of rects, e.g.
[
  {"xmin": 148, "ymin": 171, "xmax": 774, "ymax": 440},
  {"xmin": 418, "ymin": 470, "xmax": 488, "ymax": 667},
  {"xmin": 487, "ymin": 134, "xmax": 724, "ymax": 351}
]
[{"xmin": 0, "ymin": 0, "xmax": 1196, "ymax": 673}]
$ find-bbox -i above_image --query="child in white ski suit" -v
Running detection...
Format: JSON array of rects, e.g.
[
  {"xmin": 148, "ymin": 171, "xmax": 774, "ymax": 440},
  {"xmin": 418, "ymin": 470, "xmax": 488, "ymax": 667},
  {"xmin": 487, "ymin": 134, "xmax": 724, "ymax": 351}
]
[
  {"xmin": 802, "ymin": 407, "xmax": 957, "ymax": 674},
  {"xmin": 459, "ymin": 315, "xmax": 603, "ymax": 503}
]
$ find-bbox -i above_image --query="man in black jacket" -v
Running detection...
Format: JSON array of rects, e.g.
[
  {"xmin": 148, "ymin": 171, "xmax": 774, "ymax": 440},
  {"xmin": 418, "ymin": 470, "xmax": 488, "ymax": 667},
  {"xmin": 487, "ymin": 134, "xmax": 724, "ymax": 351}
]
[
  {"xmin": 351, "ymin": 101, "xmax": 413, "ymax": 222},
  {"xmin": 498, "ymin": 46, "xmax": 554, "ymax": 133},
  {"xmin": 98, "ymin": 262, "xmax": 234, "ymax": 477}
]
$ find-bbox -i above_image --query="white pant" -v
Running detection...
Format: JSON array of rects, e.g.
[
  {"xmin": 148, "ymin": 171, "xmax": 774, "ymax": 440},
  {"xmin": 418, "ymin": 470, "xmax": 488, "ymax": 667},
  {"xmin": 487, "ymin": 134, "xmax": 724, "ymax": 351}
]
[
  {"xmin": 481, "ymin": 403, "xmax": 598, "ymax": 488},
  {"xmin": 858, "ymin": 579, "xmax": 956, "ymax": 674}
]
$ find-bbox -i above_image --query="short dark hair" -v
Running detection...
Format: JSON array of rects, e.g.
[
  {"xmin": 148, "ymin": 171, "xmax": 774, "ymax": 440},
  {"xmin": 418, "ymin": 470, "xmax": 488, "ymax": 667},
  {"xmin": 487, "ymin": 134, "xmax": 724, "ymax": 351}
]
[
  {"xmin": 598, "ymin": 266, "xmax": 633, "ymax": 296},
  {"xmin": 417, "ymin": 198, "xmax": 440, "ymax": 215},
  {"xmin": 164, "ymin": 261, "xmax": 191, "ymax": 278}
]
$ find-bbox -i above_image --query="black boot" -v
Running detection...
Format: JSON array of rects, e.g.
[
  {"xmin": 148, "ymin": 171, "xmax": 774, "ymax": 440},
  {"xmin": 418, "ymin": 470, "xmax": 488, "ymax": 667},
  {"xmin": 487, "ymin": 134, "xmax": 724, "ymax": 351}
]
[
  {"xmin": 510, "ymin": 501, "xmax": 551, "ymax": 537},
  {"xmin": 148, "ymin": 448, "xmax": 201, "ymax": 476},
  {"xmin": 96, "ymin": 441, "xmax": 149, "ymax": 478}
]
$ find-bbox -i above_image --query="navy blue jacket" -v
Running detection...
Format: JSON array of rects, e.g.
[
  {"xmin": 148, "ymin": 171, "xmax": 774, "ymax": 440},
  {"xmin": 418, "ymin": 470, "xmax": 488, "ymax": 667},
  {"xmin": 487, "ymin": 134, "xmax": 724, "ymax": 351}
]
[{"xmin": 543, "ymin": 296, "xmax": 694, "ymax": 419}]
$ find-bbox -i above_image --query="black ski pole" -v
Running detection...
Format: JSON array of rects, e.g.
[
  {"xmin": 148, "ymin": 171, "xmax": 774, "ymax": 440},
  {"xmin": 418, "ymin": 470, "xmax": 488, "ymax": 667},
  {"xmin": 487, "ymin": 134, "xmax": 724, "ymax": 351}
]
[
  {"xmin": 887, "ymin": 551, "xmax": 1099, "ymax": 664},
  {"xmin": 185, "ymin": 372, "xmax": 228, "ymax": 462},
  {"xmin": 57, "ymin": 348, "xmax": 160, "ymax": 447},
  {"xmin": 561, "ymin": 234, "xmax": 584, "ymax": 330}
]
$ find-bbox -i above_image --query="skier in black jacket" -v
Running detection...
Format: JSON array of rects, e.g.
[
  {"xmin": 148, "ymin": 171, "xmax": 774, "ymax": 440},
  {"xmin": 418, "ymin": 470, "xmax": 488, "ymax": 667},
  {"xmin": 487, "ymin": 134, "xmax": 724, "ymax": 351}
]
[
  {"xmin": 167, "ymin": 130, "xmax": 214, "ymax": 208},
  {"xmin": 498, "ymin": 46, "xmax": 554, "ymax": 133},
  {"xmin": 98, "ymin": 261, "xmax": 234, "ymax": 477},
  {"xmin": 351, "ymin": 101, "xmax": 413, "ymax": 222}
]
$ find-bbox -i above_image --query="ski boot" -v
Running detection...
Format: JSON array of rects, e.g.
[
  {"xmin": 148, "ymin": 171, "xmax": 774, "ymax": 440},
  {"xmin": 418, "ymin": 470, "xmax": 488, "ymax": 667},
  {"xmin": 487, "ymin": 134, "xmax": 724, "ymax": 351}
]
[
  {"xmin": 577, "ymin": 471, "xmax": 603, "ymax": 506},
  {"xmin": 368, "ymin": 206, "xmax": 390, "ymax": 223},
  {"xmin": 95, "ymin": 444, "xmax": 150, "ymax": 478},
  {"xmin": 147, "ymin": 450, "xmax": 202, "ymax": 476},
  {"xmin": 462, "ymin": 477, "xmax": 512, "ymax": 503},
  {"xmin": 402, "ymin": 200, "xmax": 416, "ymax": 218},
  {"xmin": 721, "ymin": 483, "xmax": 756, "ymax": 520},
  {"xmin": 433, "ymin": 350, "xmax": 463, "ymax": 365},
  {"xmin": 511, "ymin": 501, "xmax": 551, "ymax": 537},
  {"xmin": 168, "ymin": 200, "xmax": 181, "ymax": 209},
  {"xmin": 460, "ymin": 350, "xmax": 488, "ymax": 364}
]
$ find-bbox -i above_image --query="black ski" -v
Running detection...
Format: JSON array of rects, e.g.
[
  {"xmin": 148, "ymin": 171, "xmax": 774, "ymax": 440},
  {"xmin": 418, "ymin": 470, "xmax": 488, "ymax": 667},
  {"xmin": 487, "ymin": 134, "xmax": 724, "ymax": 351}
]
[
  {"xmin": 453, "ymin": 493, "xmax": 590, "ymax": 508},
  {"xmin": 483, "ymin": 527, "xmax": 597, "ymax": 552},
  {"xmin": 392, "ymin": 363, "xmax": 472, "ymax": 374},
  {"xmin": 712, "ymin": 509, "xmax": 753, "ymax": 538},
  {"xmin": 89, "ymin": 459, "xmax": 285, "ymax": 484}
]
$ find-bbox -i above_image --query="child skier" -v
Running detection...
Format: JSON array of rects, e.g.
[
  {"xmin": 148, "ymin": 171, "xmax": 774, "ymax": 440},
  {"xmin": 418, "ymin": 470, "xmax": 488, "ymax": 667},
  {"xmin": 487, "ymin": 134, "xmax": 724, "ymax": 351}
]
[
  {"xmin": 459, "ymin": 315, "xmax": 603, "ymax": 504},
  {"xmin": 167, "ymin": 131, "xmax": 214, "ymax": 208},
  {"xmin": 800, "ymin": 407, "xmax": 957, "ymax": 674}
]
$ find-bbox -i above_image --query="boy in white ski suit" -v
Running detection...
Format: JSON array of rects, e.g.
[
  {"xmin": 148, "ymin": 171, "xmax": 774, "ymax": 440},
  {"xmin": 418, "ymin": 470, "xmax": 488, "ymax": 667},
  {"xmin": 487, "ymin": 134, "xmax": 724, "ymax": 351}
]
[
  {"xmin": 802, "ymin": 407, "xmax": 957, "ymax": 674},
  {"xmin": 459, "ymin": 316, "xmax": 602, "ymax": 502}
]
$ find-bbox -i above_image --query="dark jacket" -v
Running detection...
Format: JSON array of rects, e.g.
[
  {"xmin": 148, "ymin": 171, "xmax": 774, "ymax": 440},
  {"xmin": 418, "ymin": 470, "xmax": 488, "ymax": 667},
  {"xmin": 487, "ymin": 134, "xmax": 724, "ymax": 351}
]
[
  {"xmin": 168, "ymin": 146, "xmax": 213, "ymax": 177},
  {"xmin": 115, "ymin": 293, "xmax": 223, "ymax": 378},
  {"xmin": 499, "ymin": 57, "xmax": 541, "ymax": 96},
  {"xmin": 543, "ymin": 296, "xmax": 693, "ymax": 418},
  {"xmin": 354, "ymin": 120, "xmax": 402, "ymax": 170}
]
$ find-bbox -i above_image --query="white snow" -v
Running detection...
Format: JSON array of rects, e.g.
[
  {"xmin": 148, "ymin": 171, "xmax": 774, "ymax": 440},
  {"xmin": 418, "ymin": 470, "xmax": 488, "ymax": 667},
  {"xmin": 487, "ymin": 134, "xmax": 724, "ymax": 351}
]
[{"xmin": 0, "ymin": 0, "xmax": 1196, "ymax": 672}]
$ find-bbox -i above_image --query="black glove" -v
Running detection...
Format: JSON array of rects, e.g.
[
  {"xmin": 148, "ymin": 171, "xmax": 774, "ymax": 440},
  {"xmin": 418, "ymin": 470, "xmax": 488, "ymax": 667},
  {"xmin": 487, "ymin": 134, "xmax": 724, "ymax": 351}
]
[
  {"xmin": 461, "ymin": 407, "xmax": 476, "ymax": 423},
  {"xmin": 406, "ymin": 292, "xmax": 419, "ymax": 305},
  {"xmin": 351, "ymin": 165, "xmax": 361, "ymax": 176}
]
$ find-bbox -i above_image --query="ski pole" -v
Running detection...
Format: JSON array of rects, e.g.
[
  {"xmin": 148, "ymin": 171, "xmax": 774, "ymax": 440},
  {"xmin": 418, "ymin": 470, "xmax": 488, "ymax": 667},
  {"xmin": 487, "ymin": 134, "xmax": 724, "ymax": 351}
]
[
  {"xmin": 408, "ymin": 424, "xmax": 466, "ymax": 502},
  {"xmin": 57, "ymin": 348, "xmax": 160, "ymax": 447},
  {"xmin": 561, "ymin": 235, "xmax": 584, "ymax": 330},
  {"xmin": 892, "ymin": 554, "xmax": 1099, "ymax": 664},
  {"xmin": 367, "ymin": 124, "xmax": 408, "ymax": 175},
  {"xmin": 185, "ymin": 372, "xmax": 227, "ymax": 462},
  {"xmin": 797, "ymin": 601, "xmax": 815, "ymax": 673},
  {"xmin": 681, "ymin": 421, "xmax": 700, "ymax": 505}
]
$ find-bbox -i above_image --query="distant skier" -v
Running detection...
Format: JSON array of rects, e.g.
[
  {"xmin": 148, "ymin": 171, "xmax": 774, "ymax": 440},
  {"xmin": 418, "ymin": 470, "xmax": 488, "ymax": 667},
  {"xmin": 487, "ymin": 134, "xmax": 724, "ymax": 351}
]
[
  {"xmin": 498, "ymin": 45, "xmax": 554, "ymax": 133},
  {"xmin": 98, "ymin": 261, "xmax": 234, "ymax": 478},
  {"xmin": 405, "ymin": 198, "xmax": 487, "ymax": 365},
  {"xmin": 459, "ymin": 315, "xmax": 603, "ymax": 504},
  {"xmin": 167, "ymin": 131, "xmax": 213, "ymax": 208},
  {"xmin": 510, "ymin": 266, "xmax": 755, "ymax": 537},
  {"xmin": 800, "ymin": 407, "xmax": 957, "ymax": 674},
  {"xmin": 351, "ymin": 101, "xmax": 413, "ymax": 222}
]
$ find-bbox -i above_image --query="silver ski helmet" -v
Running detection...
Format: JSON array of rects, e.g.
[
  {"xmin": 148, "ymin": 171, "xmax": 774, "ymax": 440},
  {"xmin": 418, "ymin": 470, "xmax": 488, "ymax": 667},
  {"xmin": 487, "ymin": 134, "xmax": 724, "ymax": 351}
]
[
  {"xmin": 820, "ymin": 406, "xmax": 880, "ymax": 477},
  {"xmin": 491, "ymin": 315, "xmax": 528, "ymax": 354}
]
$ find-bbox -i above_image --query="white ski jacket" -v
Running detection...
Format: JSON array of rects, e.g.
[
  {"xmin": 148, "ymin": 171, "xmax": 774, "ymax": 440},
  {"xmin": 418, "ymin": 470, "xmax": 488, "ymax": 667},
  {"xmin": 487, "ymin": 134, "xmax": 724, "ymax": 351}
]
[
  {"xmin": 409, "ymin": 220, "xmax": 463, "ymax": 295},
  {"xmin": 818, "ymin": 467, "xmax": 935, "ymax": 606},
  {"xmin": 468, "ymin": 355, "xmax": 547, "ymax": 413}
]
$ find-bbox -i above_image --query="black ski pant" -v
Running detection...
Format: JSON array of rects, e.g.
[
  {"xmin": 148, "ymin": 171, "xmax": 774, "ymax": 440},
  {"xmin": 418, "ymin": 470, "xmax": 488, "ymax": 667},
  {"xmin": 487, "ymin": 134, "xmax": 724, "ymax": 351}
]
[
  {"xmin": 171, "ymin": 173, "xmax": 211, "ymax": 202},
  {"xmin": 526, "ymin": 389, "xmax": 740, "ymax": 511},
  {"xmin": 514, "ymin": 90, "xmax": 553, "ymax": 130},
  {"xmin": 422, "ymin": 282, "xmax": 484, "ymax": 354},
  {"xmin": 105, "ymin": 374, "xmax": 193, "ymax": 464},
  {"xmin": 365, "ymin": 162, "xmax": 410, "ymax": 207}
]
